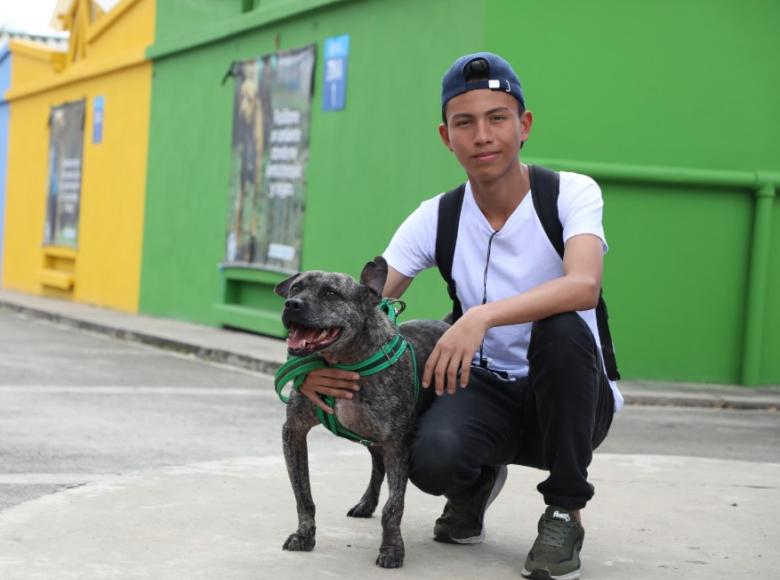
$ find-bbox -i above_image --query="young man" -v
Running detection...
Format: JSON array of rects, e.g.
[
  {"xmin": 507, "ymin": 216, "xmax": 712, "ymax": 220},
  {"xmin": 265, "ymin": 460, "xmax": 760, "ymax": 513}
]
[{"xmin": 298, "ymin": 52, "xmax": 622, "ymax": 580}]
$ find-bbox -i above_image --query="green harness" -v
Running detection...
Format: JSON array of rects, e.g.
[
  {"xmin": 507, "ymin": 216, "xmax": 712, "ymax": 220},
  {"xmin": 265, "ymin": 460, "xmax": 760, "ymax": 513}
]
[{"xmin": 273, "ymin": 299, "xmax": 419, "ymax": 447}]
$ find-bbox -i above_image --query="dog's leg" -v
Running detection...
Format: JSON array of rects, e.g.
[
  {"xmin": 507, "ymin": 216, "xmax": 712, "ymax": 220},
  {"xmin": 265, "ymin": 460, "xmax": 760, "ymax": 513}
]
[
  {"xmin": 347, "ymin": 445, "xmax": 385, "ymax": 518},
  {"xmin": 282, "ymin": 393, "xmax": 319, "ymax": 552},
  {"xmin": 375, "ymin": 442, "xmax": 408, "ymax": 568}
]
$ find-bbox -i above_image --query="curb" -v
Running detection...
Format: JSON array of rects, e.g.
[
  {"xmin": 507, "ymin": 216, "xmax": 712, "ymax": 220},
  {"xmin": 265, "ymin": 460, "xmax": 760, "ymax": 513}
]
[
  {"xmin": 621, "ymin": 392, "xmax": 779, "ymax": 411},
  {"xmin": 0, "ymin": 300, "xmax": 281, "ymax": 376}
]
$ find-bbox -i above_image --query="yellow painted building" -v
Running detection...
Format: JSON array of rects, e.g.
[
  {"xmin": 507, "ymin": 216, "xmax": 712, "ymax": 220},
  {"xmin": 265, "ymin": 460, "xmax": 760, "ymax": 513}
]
[{"xmin": 2, "ymin": 0, "xmax": 154, "ymax": 312}]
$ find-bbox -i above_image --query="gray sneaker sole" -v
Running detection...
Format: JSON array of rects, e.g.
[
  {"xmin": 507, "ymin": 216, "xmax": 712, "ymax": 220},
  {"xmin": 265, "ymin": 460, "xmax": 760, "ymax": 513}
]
[
  {"xmin": 520, "ymin": 567, "xmax": 581, "ymax": 580},
  {"xmin": 436, "ymin": 465, "xmax": 508, "ymax": 545},
  {"xmin": 440, "ymin": 527, "xmax": 486, "ymax": 545}
]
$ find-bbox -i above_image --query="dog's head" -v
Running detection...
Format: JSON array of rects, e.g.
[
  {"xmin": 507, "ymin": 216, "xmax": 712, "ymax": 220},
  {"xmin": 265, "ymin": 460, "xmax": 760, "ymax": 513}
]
[{"xmin": 274, "ymin": 256, "xmax": 389, "ymax": 357}]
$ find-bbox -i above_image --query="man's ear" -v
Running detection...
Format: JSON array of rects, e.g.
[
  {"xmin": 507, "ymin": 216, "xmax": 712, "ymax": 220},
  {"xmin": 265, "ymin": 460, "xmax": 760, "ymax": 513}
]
[
  {"xmin": 274, "ymin": 273, "xmax": 300, "ymax": 297},
  {"xmin": 438, "ymin": 123, "xmax": 452, "ymax": 151},
  {"xmin": 520, "ymin": 110, "xmax": 533, "ymax": 146},
  {"xmin": 359, "ymin": 256, "xmax": 388, "ymax": 297}
]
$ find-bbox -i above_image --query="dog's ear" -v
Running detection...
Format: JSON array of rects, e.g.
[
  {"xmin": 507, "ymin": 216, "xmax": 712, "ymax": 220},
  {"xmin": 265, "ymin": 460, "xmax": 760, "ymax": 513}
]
[
  {"xmin": 359, "ymin": 256, "xmax": 388, "ymax": 297},
  {"xmin": 274, "ymin": 273, "xmax": 300, "ymax": 298}
]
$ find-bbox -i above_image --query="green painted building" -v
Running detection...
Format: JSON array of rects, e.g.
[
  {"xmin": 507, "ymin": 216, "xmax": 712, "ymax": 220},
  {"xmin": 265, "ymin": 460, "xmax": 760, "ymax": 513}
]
[{"xmin": 140, "ymin": 0, "xmax": 780, "ymax": 386}]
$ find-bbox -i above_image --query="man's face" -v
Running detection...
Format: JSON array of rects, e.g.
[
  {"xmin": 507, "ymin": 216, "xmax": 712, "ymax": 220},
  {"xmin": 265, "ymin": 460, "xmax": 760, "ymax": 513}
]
[{"xmin": 439, "ymin": 89, "xmax": 532, "ymax": 182}]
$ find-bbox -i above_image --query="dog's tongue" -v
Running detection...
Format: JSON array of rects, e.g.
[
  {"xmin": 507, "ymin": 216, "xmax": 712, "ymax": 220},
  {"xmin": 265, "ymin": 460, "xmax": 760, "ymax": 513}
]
[{"xmin": 287, "ymin": 324, "xmax": 325, "ymax": 350}]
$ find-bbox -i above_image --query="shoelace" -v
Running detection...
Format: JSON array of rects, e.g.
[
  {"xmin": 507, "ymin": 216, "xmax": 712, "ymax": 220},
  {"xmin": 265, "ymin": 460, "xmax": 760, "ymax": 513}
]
[{"xmin": 537, "ymin": 516, "xmax": 570, "ymax": 548}]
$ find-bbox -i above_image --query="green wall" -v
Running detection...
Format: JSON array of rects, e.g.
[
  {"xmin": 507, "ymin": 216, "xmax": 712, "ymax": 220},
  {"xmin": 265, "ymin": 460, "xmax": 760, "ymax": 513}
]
[
  {"xmin": 487, "ymin": 0, "xmax": 779, "ymax": 171},
  {"xmin": 486, "ymin": 0, "xmax": 780, "ymax": 384},
  {"xmin": 141, "ymin": 0, "xmax": 480, "ymax": 332},
  {"xmin": 141, "ymin": 0, "xmax": 780, "ymax": 385}
]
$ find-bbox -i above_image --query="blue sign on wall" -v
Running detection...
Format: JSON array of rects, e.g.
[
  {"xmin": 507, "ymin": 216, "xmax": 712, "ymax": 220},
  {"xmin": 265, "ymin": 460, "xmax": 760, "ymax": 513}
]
[
  {"xmin": 92, "ymin": 96, "xmax": 104, "ymax": 144},
  {"xmin": 323, "ymin": 35, "xmax": 349, "ymax": 111}
]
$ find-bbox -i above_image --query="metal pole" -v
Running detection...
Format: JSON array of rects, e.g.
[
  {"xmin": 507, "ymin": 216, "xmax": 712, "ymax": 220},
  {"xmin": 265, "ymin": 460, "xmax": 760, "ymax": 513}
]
[
  {"xmin": 529, "ymin": 157, "xmax": 780, "ymax": 191},
  {"xmin": 741, "ymin": 183, "xmax": 776, "ymax": 386}
]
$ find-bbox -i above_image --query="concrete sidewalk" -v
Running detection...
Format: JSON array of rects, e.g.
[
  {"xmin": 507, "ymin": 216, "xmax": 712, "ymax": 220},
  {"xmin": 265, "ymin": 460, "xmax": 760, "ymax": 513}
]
[
  {"xmin": 2, "ymin": 289, "xmax": 779, "ymax": 409},
  {"xmin": 0, "ymin": 447, "xmax": 777, "ymax": 579}
]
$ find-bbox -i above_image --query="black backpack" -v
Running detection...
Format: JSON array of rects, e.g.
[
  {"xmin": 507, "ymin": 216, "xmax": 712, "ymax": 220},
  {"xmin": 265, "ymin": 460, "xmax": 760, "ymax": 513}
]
[{"xmin": 434, "ymin": 165, "xmax": 621, "ymax": 381}]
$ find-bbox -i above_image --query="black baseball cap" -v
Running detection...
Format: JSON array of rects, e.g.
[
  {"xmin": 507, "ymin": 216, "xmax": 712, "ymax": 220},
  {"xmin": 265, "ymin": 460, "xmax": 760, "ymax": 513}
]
[{"xmin": 441, "ymin": 52, "xmax": 525, "ymax": 109}]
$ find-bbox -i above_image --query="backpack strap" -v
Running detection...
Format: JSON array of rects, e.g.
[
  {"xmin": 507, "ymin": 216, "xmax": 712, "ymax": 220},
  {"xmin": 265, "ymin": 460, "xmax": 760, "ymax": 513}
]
[
  {"xmin": 594, "ymin": 294, "xmax": 620, "ymax": 380},
  {"xmin": 529, "ymin": 165, "xmax": 621, "ymax": 381},
  {"xmin": 436, "ymin": 184, "xmax": 466, "ymax": 323},
  {"xmin": 529, "ymin": 165, "xmax": 565, "ymax": 256}
]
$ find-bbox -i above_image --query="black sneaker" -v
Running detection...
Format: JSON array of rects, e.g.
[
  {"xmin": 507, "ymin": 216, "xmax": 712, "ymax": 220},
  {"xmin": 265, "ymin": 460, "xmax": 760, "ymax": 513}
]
[
  {"xmin": 433, "ymin": 464, "xmax": 508, "ymax": 544},
  {"xmin": 521, "ymin": 506, "xmax": 584, "ymax": 580}
]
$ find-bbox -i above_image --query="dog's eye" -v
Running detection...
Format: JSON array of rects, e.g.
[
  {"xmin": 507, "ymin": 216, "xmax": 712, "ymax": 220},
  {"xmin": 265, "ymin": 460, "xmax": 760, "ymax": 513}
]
[
  {"xmin": 289, "ymin": 283, "xmax": 301, "ymax": 294},
  {"xmin": 320, "ymin": 287, "xmax": 339, "ymax": 298}
]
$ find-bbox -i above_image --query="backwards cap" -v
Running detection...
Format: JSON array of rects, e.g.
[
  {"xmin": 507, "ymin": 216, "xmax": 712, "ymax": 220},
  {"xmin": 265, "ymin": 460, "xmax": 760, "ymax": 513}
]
[{"xmin": 441, "ymin": 52, "xmax": 525, "ymax": 109}]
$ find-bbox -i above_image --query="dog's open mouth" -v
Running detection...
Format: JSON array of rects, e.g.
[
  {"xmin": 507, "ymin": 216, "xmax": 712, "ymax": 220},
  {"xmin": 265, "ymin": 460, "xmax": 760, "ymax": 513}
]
[{"xmin": 286, "ymin": 323, "xmax": 342, "ymax": 355}]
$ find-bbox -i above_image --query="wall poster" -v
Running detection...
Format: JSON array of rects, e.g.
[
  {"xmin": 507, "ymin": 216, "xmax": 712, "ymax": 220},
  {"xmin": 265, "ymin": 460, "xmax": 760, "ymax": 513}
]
[
  {"xmin": 225, "ymin": 45, "xmax": 315, "ymax": 273},
  {"xmin": 44, "ymin": 99, "xmax": 85, "ymax": 247}
]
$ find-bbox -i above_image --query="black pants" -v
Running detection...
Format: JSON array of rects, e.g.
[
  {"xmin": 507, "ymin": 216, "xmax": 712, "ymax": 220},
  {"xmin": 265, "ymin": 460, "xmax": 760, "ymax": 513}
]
[{"xmin": 410, "ymin": 311, "xmax": 614, "ymax": 510}]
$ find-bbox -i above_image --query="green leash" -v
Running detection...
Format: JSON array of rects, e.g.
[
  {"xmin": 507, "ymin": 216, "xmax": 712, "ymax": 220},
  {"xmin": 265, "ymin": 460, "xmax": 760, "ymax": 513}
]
[{"xmin": 273, "ymin": 298, "xmax": 419, "ymax": 447}]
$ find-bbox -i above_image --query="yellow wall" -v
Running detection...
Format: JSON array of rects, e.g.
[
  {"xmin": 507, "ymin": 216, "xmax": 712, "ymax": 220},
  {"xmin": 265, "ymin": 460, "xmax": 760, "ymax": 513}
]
[
  {"xmin": 6, "ymin": 42, "xmax": 57, "ymax": 87},
  {"xmin": 87, "ymin": 0, "xmax": 155, "ymax": 63},
  {"xmin": 2, "ymin": 83, "xmax": 49, "ymax": 297},
  {"xmin": 2, "ymin": 0, "xmax": 154, "ymax": 312}
]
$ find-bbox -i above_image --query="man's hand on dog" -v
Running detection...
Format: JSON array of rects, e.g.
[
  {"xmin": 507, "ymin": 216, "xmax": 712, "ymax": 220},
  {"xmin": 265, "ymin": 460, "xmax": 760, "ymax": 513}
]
[
  {"xmin": 298, "ymin": 368, "xmax": 360, "ymax": 413},
  {"xmin": 423, "ymin": 309, "xmax": 489, "ymax": 395}
]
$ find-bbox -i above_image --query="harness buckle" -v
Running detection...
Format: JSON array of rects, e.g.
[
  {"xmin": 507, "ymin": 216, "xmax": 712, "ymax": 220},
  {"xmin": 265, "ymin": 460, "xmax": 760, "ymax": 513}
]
[{"xmin": 358, "ymin": 439, "xmax": 374, "ymax": 447}]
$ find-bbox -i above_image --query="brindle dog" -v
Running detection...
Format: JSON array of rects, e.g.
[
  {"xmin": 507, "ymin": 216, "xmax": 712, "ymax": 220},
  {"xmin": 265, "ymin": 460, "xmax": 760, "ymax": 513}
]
[{"xmin": 275, "ymin": 256, "xmax": 448, "ymax": 568}]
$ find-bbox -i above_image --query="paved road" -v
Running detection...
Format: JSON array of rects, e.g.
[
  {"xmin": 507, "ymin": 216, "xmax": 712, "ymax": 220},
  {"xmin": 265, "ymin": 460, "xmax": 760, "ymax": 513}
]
[
  {"xmin": 0, "ymin": 310, "xmax": 276, "ymax": 510},
  {"xmin": 1, "ymin": 309, "xmax": 778, "ymax": 512}
]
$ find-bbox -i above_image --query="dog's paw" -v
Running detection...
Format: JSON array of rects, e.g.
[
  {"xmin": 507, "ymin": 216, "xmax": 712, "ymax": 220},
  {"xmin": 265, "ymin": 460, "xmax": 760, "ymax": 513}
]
[
  {"xmin": 375, "ymin": 545, "xmax": 405, "ymax": 568},
  {"xmin": 283, "ymin": 531, "xmax": 315, "ymax": 552},
  {"xmin": 347, "ymin": 501, "xmax": 377, "ymax": 518}
]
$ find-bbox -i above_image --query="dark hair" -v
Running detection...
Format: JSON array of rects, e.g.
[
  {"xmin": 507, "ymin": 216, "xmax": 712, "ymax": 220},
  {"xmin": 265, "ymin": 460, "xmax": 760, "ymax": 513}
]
[{"xmin": 441, "ymin": 57, "xmax": 526, "ymax": 124}]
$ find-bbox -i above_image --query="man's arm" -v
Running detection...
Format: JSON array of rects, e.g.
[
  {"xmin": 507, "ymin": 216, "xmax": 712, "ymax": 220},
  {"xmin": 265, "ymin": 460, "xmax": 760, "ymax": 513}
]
[
  {"xmin": 423, "ymin": 233, "xmax": 604, "ymax": 394},
  {"xmin": 478, "ymin": 233, "xmax": 603, "ymax": 326},
  {"xmin": 383, "ymin": 265, "xmax": 414, "ymax": 299}
]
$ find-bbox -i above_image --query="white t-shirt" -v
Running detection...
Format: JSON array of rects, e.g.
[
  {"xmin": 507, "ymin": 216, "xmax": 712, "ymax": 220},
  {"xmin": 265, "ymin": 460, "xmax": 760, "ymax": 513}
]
[{"xmin": 383, "ymin": 171, "xmax": 623, "ymax": 411}]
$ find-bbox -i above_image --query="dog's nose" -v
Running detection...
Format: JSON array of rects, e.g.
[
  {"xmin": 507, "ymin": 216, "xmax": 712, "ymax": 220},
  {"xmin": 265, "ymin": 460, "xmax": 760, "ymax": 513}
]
[{"xmin": 285, "ymin": 298, "xmax": 305, "ymax": 311}]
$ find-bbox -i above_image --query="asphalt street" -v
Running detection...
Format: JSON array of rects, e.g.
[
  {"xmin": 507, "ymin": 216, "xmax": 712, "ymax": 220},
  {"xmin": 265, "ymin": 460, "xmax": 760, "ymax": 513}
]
[
  {"xmin": 0, "ymin": 310, "xmax": 277, "ymax": 510},
  {"xmin": 1, "ymin": 308, "xmax": 779, "ymax": 512}
]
